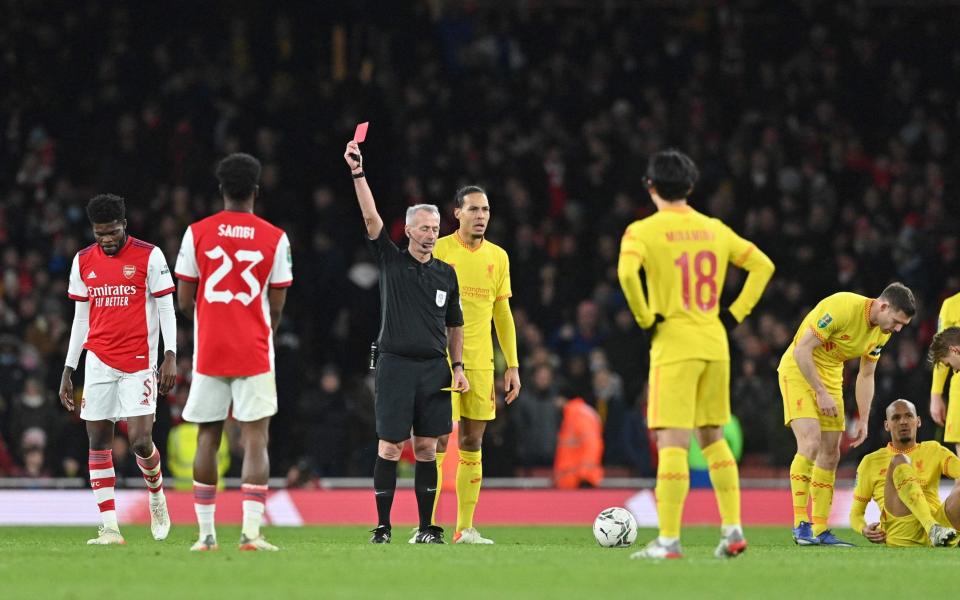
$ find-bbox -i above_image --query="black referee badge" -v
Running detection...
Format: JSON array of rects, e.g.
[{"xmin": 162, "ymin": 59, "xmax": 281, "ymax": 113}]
[{"xmin": 436, "ymin": 290, "xmax": 447, "ymax": 307}]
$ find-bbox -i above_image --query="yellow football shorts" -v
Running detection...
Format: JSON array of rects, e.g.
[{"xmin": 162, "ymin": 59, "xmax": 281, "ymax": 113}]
[
  {"xmin": 646, "ymin": 359, "xmax": 729, "ymax": 429},
  {"xmin": 452, "ymin": 369, "xmax": 496, "ymax": 422},
  {"xmin": 946, "ymin": 379, "xmax": 960, "ymax": 443},
  {"xmin": 883, "ymin": 504, "xmax": 960, "ymax": 547},
  {"xmin": 778, "ymin": 372, "xmax": 845, "ymax": 432}
]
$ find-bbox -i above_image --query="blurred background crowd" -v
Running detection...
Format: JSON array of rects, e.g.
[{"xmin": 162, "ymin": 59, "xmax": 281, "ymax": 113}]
[{"xmin": 2, "ymin": 0, "xmax": 959, "ymax": 484}]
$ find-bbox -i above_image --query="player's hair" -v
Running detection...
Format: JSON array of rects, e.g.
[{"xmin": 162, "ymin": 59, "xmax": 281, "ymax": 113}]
[
  {"xmin": 406, "ymin": 203, "xmax": 440, "ymax": 225},
  {"xmin": 879, "ymin": 282, "xmax": 916, "ymax": 317},
  {"xmin": 928, "ymin": 326, "xmax": 960, "ymax": 366},
  {"xmin": 454, "ymin": 185, "xmax": 486, "ymax": 208},
  {"xmin": 644, "ymin": 149, "xmax": 699, "ymax": 200},
  {"xmin": 216, "ymin": 153, "xmax": 261, "ymax": 201},
  {"xmin": 885, "ymin": 398, "xmax": 917, "ymax": 420},
  {"xmin": 86, "ymin": 194, "xmax": 126, "ymax": 224}
]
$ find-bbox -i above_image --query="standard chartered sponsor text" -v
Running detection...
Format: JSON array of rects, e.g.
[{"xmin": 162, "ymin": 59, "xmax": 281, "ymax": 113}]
[{"xmin": 461, "ymin": 286, "xmax": 490, "ymax": 299}]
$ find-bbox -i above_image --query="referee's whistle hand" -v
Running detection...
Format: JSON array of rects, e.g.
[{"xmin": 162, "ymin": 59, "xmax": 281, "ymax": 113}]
[{"xmin": 453, "ymin": 370, "xmax": 470, "ymax": 394}]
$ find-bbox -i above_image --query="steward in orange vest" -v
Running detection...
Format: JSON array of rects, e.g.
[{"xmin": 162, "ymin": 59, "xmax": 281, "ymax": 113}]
[{"xmin": 554, "ymin": 397, "xmax": 604, "ymax": 488}]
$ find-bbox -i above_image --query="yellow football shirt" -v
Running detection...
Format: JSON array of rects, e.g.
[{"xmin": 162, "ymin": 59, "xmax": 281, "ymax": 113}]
[
  {"xmin": 849, "ymin": 441, "xmax": 960, "ymax": 535},
  {"xmin": 433, "ymin": 232, "xmax": 512, "ymax": 371},
  {"xmin": 931, "ymin": 292, "xmax": 960, "ymax": 395},
  {"xmin": 617, "ymin": 205, "xmax": 774, "ymax": 365},
  {"xmin": 777, "ymin": 292, "xmax": 890, "ymax": 391}
]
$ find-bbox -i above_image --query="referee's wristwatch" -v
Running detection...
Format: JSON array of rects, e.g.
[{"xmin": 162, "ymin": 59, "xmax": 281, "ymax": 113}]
[{"xmin": 451, "ymin": 361, "xmax": 465, "ymax": 371}]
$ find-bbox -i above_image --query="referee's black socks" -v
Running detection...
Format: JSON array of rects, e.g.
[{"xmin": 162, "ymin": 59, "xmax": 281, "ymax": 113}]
[
  {"xmin": 414, "ymin": 459, "xmax": 438, "ymax": 531},
  {"xmin": 373, "ymin": 456, "xmax": 398, "ymax": 529}
]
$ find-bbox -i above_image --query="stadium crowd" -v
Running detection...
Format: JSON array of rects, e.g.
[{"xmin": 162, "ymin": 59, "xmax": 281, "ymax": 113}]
[{"xmin": 2, "ymin": 1, "xmax": 959, "ymax": 483}]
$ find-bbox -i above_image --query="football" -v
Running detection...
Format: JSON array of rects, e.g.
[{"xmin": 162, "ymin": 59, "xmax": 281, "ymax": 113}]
[{"xmin": 592, "ymin": 507, "xmax": 638, "ymax": 548}]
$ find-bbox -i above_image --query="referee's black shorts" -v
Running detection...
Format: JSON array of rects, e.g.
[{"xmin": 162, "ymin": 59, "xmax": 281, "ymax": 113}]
[{"xmin": 374, "ymin": 353, "xmax": 452, "ymax": 443}]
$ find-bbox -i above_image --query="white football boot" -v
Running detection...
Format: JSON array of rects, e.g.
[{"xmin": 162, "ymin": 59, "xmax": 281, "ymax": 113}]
[
  {"xmin": 454, "ymin": 527, "xmax": 494, "ymax": 544},
  {"xmin": 87, "ymin": 526, "xmax": 125, "ymax": 545},
  {"xmin": 630, "ymin": 538, "xmax": 682, "ymax": 560},
  {"xmin": 238, "ymin": 534, "xmax": 279, "ymax": 551},
  {"xmin": 150, "ymin": 494, "xmax": 171, "ymax": 541},
  {"xmin": 190, "ymin": 534, "xmax": 219, "ymax": 552},
  {"xmin": 929, "ymin": 523, "xmax": 957, "ymax": 547}
]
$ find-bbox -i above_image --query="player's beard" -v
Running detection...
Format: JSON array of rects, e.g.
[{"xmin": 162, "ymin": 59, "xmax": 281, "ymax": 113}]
[
  {"xmin": 101, "ymin": 234, "xmax": 126, "ymax": 255},
  {"xmin": 898, "ymin": 434, "xmax": 913, "ymax": 444}
]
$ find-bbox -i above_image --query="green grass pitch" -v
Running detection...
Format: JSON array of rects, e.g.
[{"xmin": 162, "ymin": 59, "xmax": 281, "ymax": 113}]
[{"xmin": 1, "ymin": 525, "xmax": 955, "ymax": 599}]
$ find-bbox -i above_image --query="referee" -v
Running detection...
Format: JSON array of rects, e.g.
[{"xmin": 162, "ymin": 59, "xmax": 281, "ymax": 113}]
[{"xmin": 344, "ymin": 140, "xmax": 469, "ymax": 544}]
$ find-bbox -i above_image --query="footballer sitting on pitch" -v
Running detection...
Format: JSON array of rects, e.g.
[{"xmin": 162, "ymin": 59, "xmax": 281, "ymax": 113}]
[{"xmin": 850, "ymin": 398, "xmax": 960, "ymax": 547}]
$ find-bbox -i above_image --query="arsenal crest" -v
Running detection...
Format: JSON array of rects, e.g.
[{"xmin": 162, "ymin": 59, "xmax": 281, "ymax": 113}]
[{"xmin": 123, "ymin": 265, "xmax": 136, "ymax": 279}]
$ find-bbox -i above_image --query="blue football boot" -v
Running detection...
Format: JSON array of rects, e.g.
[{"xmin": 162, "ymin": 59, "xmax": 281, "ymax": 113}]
[
  {"xmin": 814, "ymin": 529, "xmax": 855, "ymax": 547},
  {"xmin": 792, "ymin": 521, "xmax": 819, "ymax": 545}
]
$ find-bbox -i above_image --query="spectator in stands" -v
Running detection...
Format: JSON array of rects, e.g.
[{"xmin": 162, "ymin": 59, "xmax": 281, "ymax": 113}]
[{"xmin": 512, "ymin": 364, "xmax": 563, "ymax": 471}]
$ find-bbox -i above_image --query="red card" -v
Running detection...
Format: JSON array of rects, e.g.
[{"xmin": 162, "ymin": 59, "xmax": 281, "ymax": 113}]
[{"xmin": 353, "ymin": 122, "xmax": 369, "ymax": 143}]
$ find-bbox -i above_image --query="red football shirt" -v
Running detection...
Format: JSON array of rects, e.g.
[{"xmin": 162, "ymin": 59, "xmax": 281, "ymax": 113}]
[
  {"xmin": 175, "ymin": 210, "xmax": 293, "ymax": 377},
  {"xmin": 68, "ymin": 236, "xmax": 175, "ymax": 373}
]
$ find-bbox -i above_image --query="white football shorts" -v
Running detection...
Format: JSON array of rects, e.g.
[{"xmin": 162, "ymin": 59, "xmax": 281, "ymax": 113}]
[
  {"xmin": 182, "ymin": 371, "xmax": 277, "ymax": 423},
  {"xmin": 80, "ymin": 351, "xmax": 157, "ymax": 422}
]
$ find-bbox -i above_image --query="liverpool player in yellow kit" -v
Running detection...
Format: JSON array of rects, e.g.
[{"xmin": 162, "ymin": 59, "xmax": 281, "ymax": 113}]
[
  {"xmin": 618, "ymin": 150, "xmax": 774, "ymax": 559},
  {"xmin": 930, "ymin": 293, "xmax": 960, "ymax": 453},
  {"xmin": 850, "ymin": 399, "xmax": 960, "ymax": 547},
  {"xmin": 429, "ymin": 186, "xmax": 520, "ymax": 544},
  {"xmin": 780, "ymin": 284, "xmax": 915, "ymax": 546}
]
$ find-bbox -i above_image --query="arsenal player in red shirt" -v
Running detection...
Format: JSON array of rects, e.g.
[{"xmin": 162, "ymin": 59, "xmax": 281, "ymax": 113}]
[
  {"xmin": 59, "ymin": 194, "xmax": 177, "ymax": 545},
  {"xmin": 176, "ymin": 153, "xmax": 292, "ymax": 552}
]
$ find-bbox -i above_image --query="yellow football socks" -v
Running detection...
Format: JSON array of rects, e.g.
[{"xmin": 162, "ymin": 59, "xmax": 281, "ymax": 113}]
[
  {"xmin": 702, "ymin": 439, "xmax": 740, "ymax": 527},
  {"xmin": 789, "ymin": 454, "xmax": 815, "ymax": 527},
  {"xmin": 456, "ymin": 449, "xmax": 482, "ymax": 533},
  {"xmin": 656, "ymin": 447, "xmax": 690, "ymax": 539},
  {"xmin": 892, "ymin": 462, "xmax": 936, "ymax": 533},
  {"xmin": 431, "ymin": 451, "xmax": 445, "ymax": 525},
  {"xmin": 810, "ymin": 465, "xmax": 835, "ymax": 536}
]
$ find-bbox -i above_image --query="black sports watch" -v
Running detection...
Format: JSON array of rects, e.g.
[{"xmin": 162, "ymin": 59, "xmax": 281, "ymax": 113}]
[{"xmin": 451, "ymin": 361, "xmax": 465, "ymax": 370}]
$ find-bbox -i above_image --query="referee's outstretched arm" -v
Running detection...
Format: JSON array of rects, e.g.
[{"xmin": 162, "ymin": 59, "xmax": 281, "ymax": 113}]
[{"xmin": 345, "ymin": 140, "xmax": 383, "ymax": 239}]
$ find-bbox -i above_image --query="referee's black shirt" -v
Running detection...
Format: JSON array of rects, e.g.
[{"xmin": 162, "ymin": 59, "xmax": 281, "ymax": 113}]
[{"xmin": 369, "ymin": 229, "xmax": 463, "ymax": 359}]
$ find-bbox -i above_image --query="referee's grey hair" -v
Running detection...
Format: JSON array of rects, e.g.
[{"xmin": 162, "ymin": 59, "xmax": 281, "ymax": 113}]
[{"xmin": 405, "ymin": 203, "xmax": 441, "ymax": 225}]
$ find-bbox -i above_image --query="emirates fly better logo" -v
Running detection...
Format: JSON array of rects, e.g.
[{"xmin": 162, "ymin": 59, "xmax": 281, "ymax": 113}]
[{"xmin": 88, "ymin": 284, "xmax": 137, "ymax": 307}]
